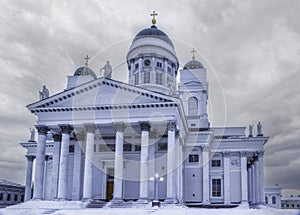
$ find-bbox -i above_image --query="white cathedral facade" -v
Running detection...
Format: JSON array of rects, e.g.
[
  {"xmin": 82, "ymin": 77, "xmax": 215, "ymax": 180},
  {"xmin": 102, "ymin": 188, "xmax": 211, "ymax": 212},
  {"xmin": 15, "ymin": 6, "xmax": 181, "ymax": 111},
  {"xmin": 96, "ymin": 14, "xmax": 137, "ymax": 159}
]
[{"xmin": 20, "ymin": 15, "xmax": 269, "ymax": 207}]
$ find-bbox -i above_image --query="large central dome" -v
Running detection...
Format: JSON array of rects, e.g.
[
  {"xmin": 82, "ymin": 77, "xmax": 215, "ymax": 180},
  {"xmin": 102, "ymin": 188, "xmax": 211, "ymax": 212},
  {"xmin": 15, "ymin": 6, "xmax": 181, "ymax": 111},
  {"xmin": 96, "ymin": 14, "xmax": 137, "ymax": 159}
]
[{"xmin": 133, "ymin": 25, "xmax": 174, "ymax": 48}]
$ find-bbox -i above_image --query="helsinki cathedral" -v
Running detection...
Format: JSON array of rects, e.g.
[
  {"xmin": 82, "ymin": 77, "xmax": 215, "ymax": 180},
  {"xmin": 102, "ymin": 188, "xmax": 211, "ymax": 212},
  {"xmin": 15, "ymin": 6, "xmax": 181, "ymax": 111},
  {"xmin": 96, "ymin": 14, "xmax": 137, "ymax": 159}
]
[{"xmin": 20, "ymin": 12, "xmax": 269, "ymax": 208}]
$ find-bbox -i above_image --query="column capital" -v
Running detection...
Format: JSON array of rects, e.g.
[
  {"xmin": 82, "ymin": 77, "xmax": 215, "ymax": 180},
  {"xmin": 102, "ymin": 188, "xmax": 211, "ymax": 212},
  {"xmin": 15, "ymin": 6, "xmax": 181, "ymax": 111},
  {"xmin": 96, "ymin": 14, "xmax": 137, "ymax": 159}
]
[
  {"xmin": 241, "ymin": 151, "xmax": 248, "ymax": 157},
  {"xmin": 52, "ymin": 133, "xmax": 62, "ymax": 142},
  {"xmin": 202, "ymin": 145, "xmax": 210, "ymax": 152},
  {"xmin": 59, "ymin": 124, "xmax": 73, "ymax": 134},
  {"xmin": 167, "ymin": 120, "xmax": 177, "ymax": 131},
  {"xmin": 35, "ymin": 125, "xmax": 49, "ymax": 135},
  {"xmin": 258, "ymin": 150, "xmax": 264, "ymax": 157},
  {"xmin": 114, "ymin": 122, "xmax": 126, "ymax": 132},
  {"xmin": 25, "ymin": 155, "xmax": 35, "ymax": 161},
  {"xmin": 139, "ymin": 121, "xmax": 150, "ymax": 132},
  {"xmin": 223, "ymin": 151, "xmax": 230, "ymax": 157},
  {"xmin": 84, "ymin": 123, "xmax": 97, "ymax": 133}
]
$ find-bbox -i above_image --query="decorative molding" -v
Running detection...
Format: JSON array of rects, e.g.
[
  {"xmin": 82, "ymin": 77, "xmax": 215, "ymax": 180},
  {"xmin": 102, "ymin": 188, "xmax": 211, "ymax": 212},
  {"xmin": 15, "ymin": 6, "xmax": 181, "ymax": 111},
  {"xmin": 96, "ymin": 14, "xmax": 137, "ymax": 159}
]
[
  {"xmin": 59, "ymin": 124, "xmax": 73, "ymax": 135},
  {"xmin": 139, "ymin": 121, "xmax": 150, "ymax": 132},
  {"xmin": 167, "ymin": 120, "xmax": 177, "ymax": 131},
  {"xmin": 230, "ymin": 157, "xmax": 240, "ymax": 167},
  {"xmin": 84, "ymin": 123, "xmax": 97, "ymax": 133},
  {"xmin": 35, "ymin": 125, "xmax": 49, "ymax": 135},
  {"xmin": 114, "ymin": 122, "xmax": 126, "ymax": 132}
]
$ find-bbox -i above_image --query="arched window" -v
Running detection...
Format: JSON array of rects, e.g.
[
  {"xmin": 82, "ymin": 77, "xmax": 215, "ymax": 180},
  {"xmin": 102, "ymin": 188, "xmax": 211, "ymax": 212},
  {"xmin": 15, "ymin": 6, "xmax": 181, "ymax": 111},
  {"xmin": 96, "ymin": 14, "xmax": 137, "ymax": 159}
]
[
  {"xmin": 265, "ymin": 196, "xmax": 268, "ymax": 204},
  {"xmin": 272, "ymin": 196, "xmax": 276, "ymax": 204},
  {"xmin": 188, "ymin": 97, "xmax": 198, "ymax": 116}
]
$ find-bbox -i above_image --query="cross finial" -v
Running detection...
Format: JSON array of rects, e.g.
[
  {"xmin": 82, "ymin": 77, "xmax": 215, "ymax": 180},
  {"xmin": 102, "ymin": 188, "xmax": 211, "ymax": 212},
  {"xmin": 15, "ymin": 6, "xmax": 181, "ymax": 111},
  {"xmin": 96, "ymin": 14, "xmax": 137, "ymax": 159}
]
[
  {"xmin": 150, "ymin": 11, "xmax": 158, "ymax": 25},
  {"xmin": 84, "ymin": 55, "xmax": 90, "ymax": 67},
  {"xmin": 191, "ymin": 48, "xmax": 197, "ymax": 60}
]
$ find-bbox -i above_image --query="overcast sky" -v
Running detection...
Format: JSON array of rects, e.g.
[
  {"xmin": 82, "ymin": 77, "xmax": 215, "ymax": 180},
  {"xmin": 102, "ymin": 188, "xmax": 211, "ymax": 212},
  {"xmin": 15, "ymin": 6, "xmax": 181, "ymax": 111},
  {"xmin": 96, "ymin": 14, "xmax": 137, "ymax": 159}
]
[{"xmin": 0, "ymin": 0, "xmax": 299, "ymax": 196}]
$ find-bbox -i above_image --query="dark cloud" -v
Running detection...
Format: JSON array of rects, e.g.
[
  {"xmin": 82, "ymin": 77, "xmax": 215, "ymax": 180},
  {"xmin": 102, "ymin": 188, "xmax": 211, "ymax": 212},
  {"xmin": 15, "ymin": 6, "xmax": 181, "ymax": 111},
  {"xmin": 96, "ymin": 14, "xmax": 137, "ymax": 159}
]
[{"xmin": 0, "ymin": 0, "xmax": 299, "ymax": 196}]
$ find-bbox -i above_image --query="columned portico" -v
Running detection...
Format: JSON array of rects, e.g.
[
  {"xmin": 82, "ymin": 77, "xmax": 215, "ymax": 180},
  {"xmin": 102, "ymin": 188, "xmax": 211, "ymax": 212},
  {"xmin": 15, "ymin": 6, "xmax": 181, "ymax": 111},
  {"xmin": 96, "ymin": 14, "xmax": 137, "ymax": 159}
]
[
  {"xmin": 202, "ymin": 145, "xmax": 210, "ymax": 204},
  {"xmin": 83, "ymin": 124, "xmax": 96, "ymax": 200},
  {"xmin": 223, "ymin": 152, "xmax": 230, "ymax": 204},
  {"xmin": 33, "ymin": 125, "xmax": 49, "ymax": 200},
  {"xmin": 113, "ymin": 122, "xmax": 125, "ymax": 201},
  {"xmin": 241, "ymin": 152, "xmax": 248, "ymax": 203},
  {"xmin": 165, "ymin": 120, "xmax": 177, "ymax": 203},
  {"xmin": 25, "ymin": 155, "xmax": 35, "ymax": 201},
  {"xmin": 57, "ymin": 124, "xmax": 73, "ymax": 200},
  {"xmin": 138, "ymin": 121, "xmax": 150, "ymax": 202}
]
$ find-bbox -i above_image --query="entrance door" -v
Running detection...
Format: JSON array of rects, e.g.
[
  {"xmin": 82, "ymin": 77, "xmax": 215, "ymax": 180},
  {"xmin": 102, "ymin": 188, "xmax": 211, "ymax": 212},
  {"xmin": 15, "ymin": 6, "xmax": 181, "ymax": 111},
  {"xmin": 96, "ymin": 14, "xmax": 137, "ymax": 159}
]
[
  {"xmin": 106, "ymin": 181, "xmax": 114, "ymax": 201},
  {"xmin": 106, "ymin": 168, "xmax": 114, "ymax": 201}
]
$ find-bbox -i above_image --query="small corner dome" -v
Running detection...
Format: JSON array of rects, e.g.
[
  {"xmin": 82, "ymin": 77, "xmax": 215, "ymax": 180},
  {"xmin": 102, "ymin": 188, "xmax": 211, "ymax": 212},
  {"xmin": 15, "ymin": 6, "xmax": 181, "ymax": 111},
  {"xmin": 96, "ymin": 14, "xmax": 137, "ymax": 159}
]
[
  {"xmin": 183, "ymin": 60, "xmax": 204, "ymax": 70},
  {"xmin": 74, "ymin": 66, "xmax": 97, "ymax": 80},
  {"xmin": 133, "ymin": 25, "xmax": 174, "ymax": 48}
]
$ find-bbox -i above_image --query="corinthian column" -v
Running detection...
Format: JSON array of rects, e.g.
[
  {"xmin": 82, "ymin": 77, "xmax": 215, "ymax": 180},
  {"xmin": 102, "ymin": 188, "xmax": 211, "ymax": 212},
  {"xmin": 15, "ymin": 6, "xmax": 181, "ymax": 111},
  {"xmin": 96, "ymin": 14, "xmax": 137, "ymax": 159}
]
[
  {"xmin": 51, "ymin": 134, "xmax": 61, "ymax": 199},
  {"xmin": 57, "ymin": 124, "xmax": 73, "ymax": 200},
  {"xmin": 258, "ymin": 151, "xmax": 265, "ymax": 204},
  {"xmin": 165, "ymin": 120, "xmax": 177, "ymax": 203},
  {"xmin": 83, "ymin": 124, "xmax": 96, "ymax": 200},
  {"xmin": 138, "ymin": 121, "xmax": 151, "ymax": 202},
  {"xmin": 25, "ymin": 155, "xmax": 35, "ymax": 201},
  {"xmin": 33, "ymin": 125, "xmax": 49, "ymax": 200},
  {"xmin": 113, "ymin": 123, "xmax": 125, "ymax": 201}
]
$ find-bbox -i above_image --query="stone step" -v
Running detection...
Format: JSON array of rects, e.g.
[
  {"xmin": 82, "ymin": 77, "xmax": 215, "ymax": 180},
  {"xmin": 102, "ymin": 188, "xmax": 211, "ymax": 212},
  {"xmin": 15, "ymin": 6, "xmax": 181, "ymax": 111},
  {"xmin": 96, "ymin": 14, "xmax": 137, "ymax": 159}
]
[
  {"xmin": 86, "ymin": 200, "xmax": 107, "ymax": 208},
  {"xmin": 41, "ymin": 209, "xmax": 59, "ymax": 214},
  {"xmin": 108, "ymin": 201, "xmax": 133, "ymax": 208}
]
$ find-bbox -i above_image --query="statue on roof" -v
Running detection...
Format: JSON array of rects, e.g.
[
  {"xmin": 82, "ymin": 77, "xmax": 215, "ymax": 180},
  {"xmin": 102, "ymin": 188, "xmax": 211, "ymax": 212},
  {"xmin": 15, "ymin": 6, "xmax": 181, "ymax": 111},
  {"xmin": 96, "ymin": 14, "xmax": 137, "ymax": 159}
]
[
  {"xmin": 29, "ymin": 128, "xmax": 35, "ymax": 141},
  {"xmin": 39, "ymin": 85, "xmax": 49, "ymax": 100},
  {"xmin": 249, "ymin": 124, "xmax": 254, "ymax": 137},
  {"xmin": 257, "ymin": 122, "xmax": 263, "ymax": 136},
  {"xmin": 100, "ymin": 61, "xmax": 112, "ymax": 78}
]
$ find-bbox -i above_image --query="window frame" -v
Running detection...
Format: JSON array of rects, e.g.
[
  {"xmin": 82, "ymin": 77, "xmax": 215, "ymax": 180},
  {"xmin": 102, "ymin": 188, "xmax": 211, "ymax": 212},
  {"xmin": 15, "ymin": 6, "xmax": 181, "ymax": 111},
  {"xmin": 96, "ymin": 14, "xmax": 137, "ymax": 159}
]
[
  {"xmin": 188, "ymin": 97, "xmax": 198, "ymax": 116},
  {"xmin": 211, "ymin": 177, "xmax": 223, "ymax": 198},
  {"xmin": 189, "ymin": 154, "xmax": 199, "ymax": 163}
]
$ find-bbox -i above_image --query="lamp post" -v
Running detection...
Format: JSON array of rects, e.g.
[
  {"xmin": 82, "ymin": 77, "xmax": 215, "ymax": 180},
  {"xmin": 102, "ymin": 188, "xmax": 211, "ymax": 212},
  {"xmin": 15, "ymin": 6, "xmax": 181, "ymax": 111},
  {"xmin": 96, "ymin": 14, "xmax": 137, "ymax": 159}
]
[{"xmin": 150, "ymin": 173, "xmax": 164, "ymax": 207}]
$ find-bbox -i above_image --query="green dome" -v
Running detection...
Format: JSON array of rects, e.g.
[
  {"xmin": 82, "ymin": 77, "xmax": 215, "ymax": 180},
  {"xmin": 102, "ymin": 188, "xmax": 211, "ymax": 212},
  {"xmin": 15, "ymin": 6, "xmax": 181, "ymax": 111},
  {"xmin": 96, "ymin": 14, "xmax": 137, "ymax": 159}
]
[
  {"xmin": 74, "ymin": 66, "xmax": 97, "ymax": 79},
  {"xmin": 183, "ymin": 60, "xmax": 204, "ymax": 70}
]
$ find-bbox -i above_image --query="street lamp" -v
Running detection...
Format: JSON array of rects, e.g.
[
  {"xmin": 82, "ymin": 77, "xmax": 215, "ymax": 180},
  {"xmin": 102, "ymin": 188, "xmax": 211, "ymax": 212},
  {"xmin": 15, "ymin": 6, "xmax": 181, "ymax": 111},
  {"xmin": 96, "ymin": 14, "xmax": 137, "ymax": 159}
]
[{"xmin": 150, "ymin": 173, "xmax": 164, "ymax": 207}]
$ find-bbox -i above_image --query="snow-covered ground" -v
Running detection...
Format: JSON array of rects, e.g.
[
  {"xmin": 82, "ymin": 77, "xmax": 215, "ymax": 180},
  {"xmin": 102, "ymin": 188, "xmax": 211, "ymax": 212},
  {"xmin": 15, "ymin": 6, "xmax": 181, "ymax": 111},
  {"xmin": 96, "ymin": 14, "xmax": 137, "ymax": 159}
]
[{"xmin": 0, "ymin": 201, "xmax": 298, "ymax": 215}]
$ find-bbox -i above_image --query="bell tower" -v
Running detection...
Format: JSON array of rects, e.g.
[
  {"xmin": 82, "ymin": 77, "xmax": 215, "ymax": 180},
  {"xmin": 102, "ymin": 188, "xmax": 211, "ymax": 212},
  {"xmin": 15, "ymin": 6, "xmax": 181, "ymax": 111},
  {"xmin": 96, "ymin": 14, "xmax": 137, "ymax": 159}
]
[{"xmin": 179, "ymin": 49, "xmax": 209, "ymax": 130}]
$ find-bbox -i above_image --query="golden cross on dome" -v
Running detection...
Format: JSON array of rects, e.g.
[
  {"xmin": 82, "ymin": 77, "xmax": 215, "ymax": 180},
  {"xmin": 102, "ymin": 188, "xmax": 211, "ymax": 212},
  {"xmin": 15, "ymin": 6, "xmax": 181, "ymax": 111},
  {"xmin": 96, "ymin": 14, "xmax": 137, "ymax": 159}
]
[
  {"xmin": 150, "ymin": 11, "xmax": 158, "ymax": 25},
  {"xmin": 84, "ymin": 55, "xmax": 90, "ymax": 67},
  {"xmin": 191, "ymin": 48, "xmax": 197, "ymax": 60}
]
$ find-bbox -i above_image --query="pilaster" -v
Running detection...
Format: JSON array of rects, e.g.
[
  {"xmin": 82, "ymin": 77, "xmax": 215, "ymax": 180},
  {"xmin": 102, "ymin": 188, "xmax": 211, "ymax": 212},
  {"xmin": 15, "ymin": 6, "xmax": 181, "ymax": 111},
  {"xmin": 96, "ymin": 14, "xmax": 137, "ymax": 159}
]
[
  {"xmin": 223, "ymin": 151, "xmax": 230, "ymax": 204},
  {"xmin": 241, "ymin": 152, "xmax": 248, "ymax": 203},
  {"xmin": 202, "ymin": 145, "xmax": 210, "ymax": 204}
]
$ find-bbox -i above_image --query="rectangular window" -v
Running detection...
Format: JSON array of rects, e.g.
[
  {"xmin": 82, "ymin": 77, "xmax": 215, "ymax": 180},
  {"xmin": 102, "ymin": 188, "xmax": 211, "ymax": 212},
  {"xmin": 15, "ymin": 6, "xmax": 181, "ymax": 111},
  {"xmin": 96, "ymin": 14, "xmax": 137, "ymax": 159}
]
[
  {"xmin": 134, "ymin": 144, "xmax": 141, "ymax": 152},
  {"xmin": 7, "ymin": 194, "xmax": 11, "ymax": 201},
  {"xmin": 189, "ymin": 154, "xmax": 199, "ymax": 163},
  {"xmin": 107, "ymin": 168, "xmax": 114, "ymax": 180},
  {"xmin": 14, "ymin": 194, "xmax": 18, "ymax": 202},
  {"xmin": 135, "ymin": 63, "xmax": 139, "ymax": 69},
  {"xmin": 134, "ymin": 73, "xmax": 139, "ymax": 85},
  {"xmin": 212, "ymin": 179, "xmax": 222, "ymax": 197},
  {"xmin": 144, "ymin": 72, "xmax": 150, "ymax": 83},
  {"xmin": 167, "ymin": 67, "xmax": 172, "ymax": 73},
  {"xmin": 156, "ymin": 72, "xmax": 163, "ymax": 84},
  {"xmin": 157, "ymin": 62, "xmax": 162, "ymax": 68},
  {"xmin": 0, "ymin": 193, "xmax": 3, "ymax": 201},
  {"xmin": 123, "ymin": 144, "xmax": 132, "ymax": 152},
  {"xmin": 158, "ymin": 142, "xmax": 167, "ymax": 151},
  {"xmin": 212, "ymin": 160, "xmax": 221, "ymax": 167}
]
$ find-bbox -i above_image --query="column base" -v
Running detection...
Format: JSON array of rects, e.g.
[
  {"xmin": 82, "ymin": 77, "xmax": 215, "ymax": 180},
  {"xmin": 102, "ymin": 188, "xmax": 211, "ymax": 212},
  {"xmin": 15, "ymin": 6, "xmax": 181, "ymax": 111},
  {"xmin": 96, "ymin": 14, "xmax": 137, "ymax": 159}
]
[
  {"xmin": 111, "ymin": 198, "xmax": 123, "ymax": 203},
  {"xmin": 137, "ymin": 198, "xmax": 149, "ymax": 204},
  {"xmin": 224, "ymin": 201, "xmax": 231, "ymax": 205},
  {"xmin": 202, "ymin": 200, "xmax": 210, "ymax": 205},
  {"xmin": 164, "ymin": 198, "xmax": 178, "ymax": 204}
]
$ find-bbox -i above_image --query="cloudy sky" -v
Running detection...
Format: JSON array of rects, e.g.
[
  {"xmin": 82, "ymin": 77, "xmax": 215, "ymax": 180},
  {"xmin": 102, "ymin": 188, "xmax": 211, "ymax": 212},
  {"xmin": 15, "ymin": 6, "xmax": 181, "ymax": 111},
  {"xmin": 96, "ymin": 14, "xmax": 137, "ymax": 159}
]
[{"xmin": 0, "ymin": 0, "xmax": 299, "ymax": 196}]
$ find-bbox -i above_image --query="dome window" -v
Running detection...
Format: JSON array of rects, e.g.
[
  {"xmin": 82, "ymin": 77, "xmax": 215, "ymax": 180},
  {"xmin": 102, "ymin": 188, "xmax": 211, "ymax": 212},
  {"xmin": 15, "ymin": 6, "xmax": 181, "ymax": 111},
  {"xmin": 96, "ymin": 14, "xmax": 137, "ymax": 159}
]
[{"xmin": 188, "ymin": 97, "xmax": 198, "ymax": 116}]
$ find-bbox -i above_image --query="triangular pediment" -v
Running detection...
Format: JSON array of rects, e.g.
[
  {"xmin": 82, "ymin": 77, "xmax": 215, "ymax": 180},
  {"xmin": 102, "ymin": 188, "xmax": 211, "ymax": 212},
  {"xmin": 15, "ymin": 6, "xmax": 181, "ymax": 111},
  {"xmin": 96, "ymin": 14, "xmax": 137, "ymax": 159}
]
[{"xmin": 27, "ymin": 78, "xmax": 179, "ymax": 111}]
